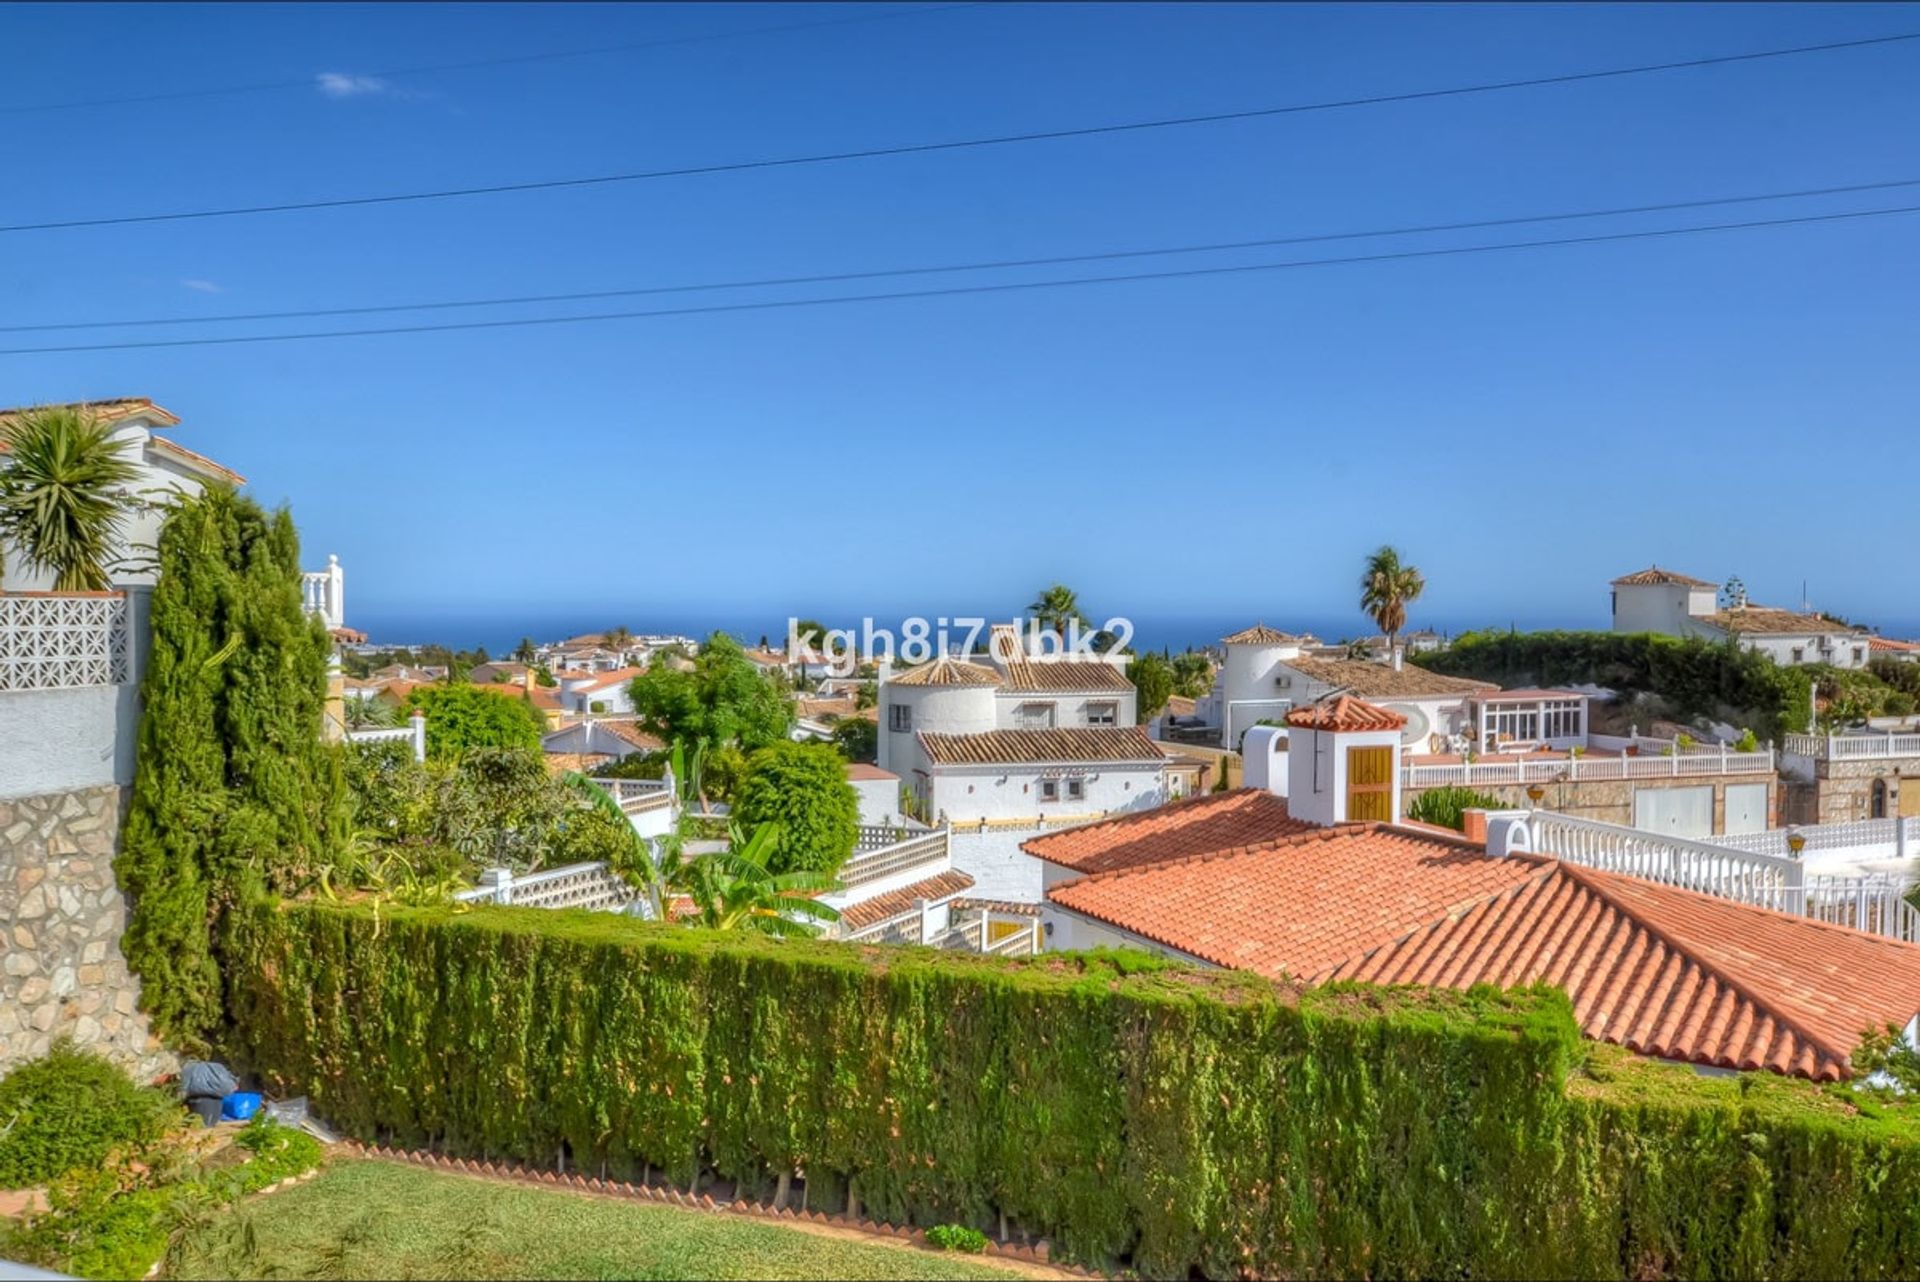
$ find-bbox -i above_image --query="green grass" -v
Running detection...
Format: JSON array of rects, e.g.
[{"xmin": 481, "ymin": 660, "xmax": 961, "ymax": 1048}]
[{"xmin": 166, "ymin": 1159, "xmax": 1042, "ymax": 1281}]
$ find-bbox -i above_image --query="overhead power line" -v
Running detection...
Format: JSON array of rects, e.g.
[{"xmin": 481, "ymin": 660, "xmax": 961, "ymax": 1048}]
[
  {"xmin": 3, "ymin": 201, "xmax": 1913, "ymax": 356},
  {"xmin": 6, "ymin": 30, "xmax": 1915, "ymax": 236},
  {"xmin": 5, "ymin": 176, "xmax": 1916, "ymax": 334},
  {"xmin": 0, "ymin": 4, "xmax": 971, "ymax": 116}
]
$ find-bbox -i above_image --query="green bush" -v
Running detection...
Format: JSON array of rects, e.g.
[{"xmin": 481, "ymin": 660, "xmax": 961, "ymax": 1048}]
[
  {"xmin": 732, "ymin": 741, "xmax": 859, "ymax": 875},
  {"xmin": 220, "ymin": 898, "xmax": 1920, "ymax": 1278},
  {"xmin": 1416, "ymin": 630, "xmax": 1814, "ymax": 741},
  {"xmin": 1405, "ymin": 785, "xmax": 1507, "ymax": 831},
  {"xmin": 406, "ymin": 684, "xmax": 546, "ymax": 760},
  {"xmin": 0, "ymin": 1042, "xmax": 178, "ymax": 1189},
  {"xmin": 927, "ymin": 1224, "xmax": 989, "ymax": 1252},
  {"xmin": 2, "ymin": 1116, "xmax": 323, "ymax": 1281}
]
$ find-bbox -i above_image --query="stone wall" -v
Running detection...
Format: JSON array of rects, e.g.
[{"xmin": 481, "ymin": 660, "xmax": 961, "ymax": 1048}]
[
  {"xmin": 0, "ymin": 784, "xmax": 174, "ymax": 1081},
  {"xmin": 1810, "ymin": 756, "xmax": 1920, "ymax": 826},
  {"xmin": 1405, "ymin": 774, "xmax": 1777, "ymax": 834}
]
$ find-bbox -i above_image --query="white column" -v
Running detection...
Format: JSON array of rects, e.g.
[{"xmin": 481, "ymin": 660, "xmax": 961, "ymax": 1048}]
[
  {"xmin": 410, "ymin": 710, "xmax": 427, "ymax": 763},
  {"xmin": 326, "ymin": 554, "xmax": 345, "ymax": 630}
]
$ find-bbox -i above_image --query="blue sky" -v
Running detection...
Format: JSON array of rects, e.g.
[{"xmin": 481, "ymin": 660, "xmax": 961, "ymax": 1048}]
[{"xmin": 6, "ymin": 3, "xmax": 1916, "ymax": 647}]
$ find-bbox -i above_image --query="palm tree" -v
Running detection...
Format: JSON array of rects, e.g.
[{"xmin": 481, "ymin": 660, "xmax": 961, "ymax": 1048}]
[
  {"xmin": 1359, "ymin": 546, "xmax": 1425, "ymax": 667},
  {"xmin": 513, "ymin": 636, "xmax": 537, "ymax": 665},
  {"xmin": 0, "ymin": 405, "xmax": 139, "ymax": 591},
  {"xmin": 683, "ymin": 823, "xmax": 841, "ymax": 938},
  {"xmin": 1026, "ymin": 583, "xmax": 1089, "ymax": 639},
  {"xmin": 605, "ymin": 625, "xmax": 634, "ymax": 651},
  {"xmin": 345, "ymin": 695, "xmax": 398, "ymax": 730}
]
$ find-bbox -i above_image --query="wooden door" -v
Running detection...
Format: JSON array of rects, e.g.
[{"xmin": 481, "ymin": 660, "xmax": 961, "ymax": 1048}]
[
  {"xmin": 1901, "ymin": 779, "xmax": 1920, "ymax": 819},
  {"xmin": 1347, "ymin": 746, "xmax": 1394, "ymax": 822}
]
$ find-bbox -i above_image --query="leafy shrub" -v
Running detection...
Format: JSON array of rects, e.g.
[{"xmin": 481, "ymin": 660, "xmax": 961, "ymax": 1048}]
[
  {"xmin": 927, "ymin": 1224, "xmax": 989, "ymax": 1252},
  {"xmin": 1405, "ymin": 785, "xmax": 1506, "ymax": 831},
  {"xmin": 0, "ymin": 1041, "xmax": 178, "ymax": 1189},
  {"xmin": 1735, "ymin": 728, "xmax": 1760, "ymax": 753},
  {"xmin": 0, "ymin": 1115, "xmax": 323, "ymax": 1281},
  {"xmin": 732, "ymin": 741, "xmax": 859, "ymax": 875},
  {"xmin": 406, "ymin": 684, "xmax": 546, "ymax": 760}
]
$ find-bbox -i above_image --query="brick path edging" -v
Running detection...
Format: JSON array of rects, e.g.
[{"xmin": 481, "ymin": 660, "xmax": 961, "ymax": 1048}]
[{"xmin": 339, "ymin": 1142, "xmax": 1094, "ymax": 1274}]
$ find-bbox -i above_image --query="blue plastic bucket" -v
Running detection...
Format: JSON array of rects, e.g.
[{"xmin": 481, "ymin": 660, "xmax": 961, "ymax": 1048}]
[{"xmin": 221, "ymin": 1091, "xmax": 263, "ymax": 1121}]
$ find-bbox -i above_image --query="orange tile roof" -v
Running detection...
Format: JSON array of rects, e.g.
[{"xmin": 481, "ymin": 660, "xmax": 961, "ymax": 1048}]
[
  {"xmin": 1280, "ymin": 656, "xmax": 1496, "ymax": 699},
  {"xmin": 888, "ymin": 657, "xmax": 1001, "ymax": 687},
  {"xmin": 918, "ymin": 726, "xmax": 1167, "ymax": 767},
  {"xmin": 1870, "ymin": 637, "xmax": 1920, "ymax": 653},
  {"xmin": 597, "ymin": 719, "xmax": 662, "ymax": 751},
  {"xmin": 1611, "ymin": 566, "xmax": 1715, "ymax": 588},
  {"xmin": 1045, "ymin": 823, "xmax": 1920, "ymax": 1081},
  {"xmin": 573, "ymin": 666, "xmax": 642, "ymax": 691},
  {"xmin": 999, "ymin": 660, "xmax": 1134, "ymax": 692},
  {"xmin": 1285, "ymin": 696, "xmax": 1407, "ymax": 733},
  {"xmin": 0, "ymin": 397, "xmax": 180, "ymax": 430},
  {"xmin": 1023, "ymin": 787, "xmax": 1312, "ymax": 874},
  {"xmin": 146, "ymin": 434, "xmax": 245, "ymax": 485},
  {"xmin": 1221, "ymin": 623, "xmax": 1298, "ymax": 645},
  {"xmin": 1713, "ymin": 606, "xmax": 1859, "ymax": 636},
  {"xmin": 472, "ymin": 681, "xmax": 561, "ymax": 711},
  {"xmin": 844, "ymin": 763, "xmax": 898, "ymax": 781},
  {"xmin": 838, "ymin": 869, "xmax": 975, "ymax": 932}
]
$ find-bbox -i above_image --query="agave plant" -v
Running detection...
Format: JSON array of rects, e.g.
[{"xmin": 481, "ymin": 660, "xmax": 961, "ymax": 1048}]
[{"xmin": 0, "ymin": 404, "xmax": 139, "ymax": 591}]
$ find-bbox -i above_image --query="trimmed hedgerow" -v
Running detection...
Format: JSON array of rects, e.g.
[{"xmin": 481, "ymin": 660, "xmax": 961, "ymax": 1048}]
[{"xmin": 220, "ymin": 899, "xmax": 1920, "ymax": 1277}]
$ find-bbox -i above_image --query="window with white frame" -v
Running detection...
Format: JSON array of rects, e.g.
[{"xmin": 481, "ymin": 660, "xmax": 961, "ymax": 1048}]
[
  {"xmin": 888, "ymin": 703, "xmax": 912, "ymax": 732},
  {"xmin": 1016, "ymin": 701, "xmax": 1055, "ymax": 730},
  {"xmin": 1065, "ymin": 777, "xmax": 1086, "ymax": 801},
  {"xmin": 1483, "ymin": 706, "xmax": 1539, "ymax": 744},
  {"xmin": 1039, "ymin": 778, "xmax": 1059, "ymax": 802},
  {"xmin": 1542, "ymin": 700, "xmax": 1583, "ymax": 740},
  {"xmin": 1085, "ymin": 701, "xmax": 1117, "ymax": 726}
]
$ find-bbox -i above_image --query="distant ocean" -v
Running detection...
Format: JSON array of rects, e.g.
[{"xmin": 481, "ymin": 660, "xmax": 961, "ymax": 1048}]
[{"xmin": 343, "ymin": 608, "xmax": 1662, "ymax": 656}]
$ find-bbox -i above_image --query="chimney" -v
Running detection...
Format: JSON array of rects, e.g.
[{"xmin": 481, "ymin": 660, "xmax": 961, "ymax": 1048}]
[
  {"xmin": 1281, "ymin": 698, "xmax": 1407, "ymax": 826},
  {"xmin": 1460, "ymin": 808, "xmax": 1489, "ymax": 844}
]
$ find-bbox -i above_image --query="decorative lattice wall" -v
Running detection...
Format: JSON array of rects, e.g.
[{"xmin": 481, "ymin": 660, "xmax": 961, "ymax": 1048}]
[{"xmin": 0, "ymin": 594, "xmax": 131, "ymax": 691}]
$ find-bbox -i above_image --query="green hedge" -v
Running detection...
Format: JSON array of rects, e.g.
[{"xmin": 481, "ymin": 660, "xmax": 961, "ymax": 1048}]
[
  {"xmin": 1417, "ymin": 630, "xmax": 1815, "ymax": 741},
  {"xmin": 221, "ymin": 900, "xmax": 1920, "ymax": 1278}
]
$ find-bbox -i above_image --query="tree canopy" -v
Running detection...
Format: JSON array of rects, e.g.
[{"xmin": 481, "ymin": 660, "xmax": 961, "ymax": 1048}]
[
  {"xmin": 627, "ymin": 632, "xmax": 792, "ymax": 757},
  {"xmin": 1126, "ymin": 652, "xmax": 1175, "ymax": 721},
  {"xmin": 1170, "ymin": 651, "xmax": 1214, "ymax": 698},
  {"xmin": 1360, "ymin": 546, "xmax": 1426, "ymax": 657},
  {"xmin": 406, "ymin": 684, "xmax": 546, "ymax": 760},
  {"xmin": 1026, "ymin": 583, "xmax": 1089, "ymax": 638},
  {"xmin": 732, "ymin": 740, "xmax": 860, "ymax": 876}
]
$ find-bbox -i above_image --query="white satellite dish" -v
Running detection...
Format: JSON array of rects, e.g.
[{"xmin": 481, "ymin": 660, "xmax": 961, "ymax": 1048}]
[{"xmin": 1387, "ymin": 703, "xmax": 1429, "ymax": 744}]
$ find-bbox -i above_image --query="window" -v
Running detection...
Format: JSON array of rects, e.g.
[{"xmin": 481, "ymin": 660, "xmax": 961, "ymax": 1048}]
[
  {"xmin": 888, "ymin": 703, "xmax": 912, "ymax": 732},
  {"xmin": 1015, "ymin": 701, "xmax": 1055, "ymax": 730},
  {"xmin": 1854, "ymin": 647, "xmax": 1866, "ymax": 664},
  {"xmin": 1039, "ymin": 779, "xmax": 1059, "ymax": 802},
  {"xmin": 1086, "ymin": 701, "xmax": 1117, "ymax": 726},
  {"xmin": 1790, "ymin": 647, "xmax": 1805, "ymax": 663},
  {"xmin": 1066, "ymin": 778, "xmax": 1085, "ymax": 801},
  {"xmin": 1542, "ymin": 700, "xmax": 1583, "ymax": 740},
  {"xmin": 1872, "ymin": 778, "xmax": 1888, "ymax": 820}
]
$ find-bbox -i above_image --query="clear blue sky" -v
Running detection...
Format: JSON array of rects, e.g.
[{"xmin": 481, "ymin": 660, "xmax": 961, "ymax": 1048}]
[{"xmin": 6, "ymin": 3, "xmax": 1916, "ymax": 647}]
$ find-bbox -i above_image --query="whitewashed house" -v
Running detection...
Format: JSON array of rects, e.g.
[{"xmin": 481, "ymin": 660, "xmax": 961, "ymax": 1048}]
[
  {"xmin": 876, "ymin": 627, "xmax": 1164, "ymax": 825},
  {"xmin": 558, "ymin": 666, "xmax": 641, "ymax": 715},
  {"xmin": 1611, "ymin": 567, "xmax": 1871, "ymax": 669}
]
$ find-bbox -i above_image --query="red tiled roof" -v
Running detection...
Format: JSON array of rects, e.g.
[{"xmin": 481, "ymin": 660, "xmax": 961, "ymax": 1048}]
[
  {"xmin": 838, "ymin": 869, "xmax": 974, "ymax": 932},
  {"xmin": 146, "ymin": 435, "xmax": 245, "ymax": 485},
  {"xmin": 1285, "ymin": 696, "xmax": 1406, "ymax": 733},
  {"xmin": 472, "ymin": 681, "xmax": 561, "ymax": 711},
  {"xmin": 999, "ymin": 660, "xmax": 1134, "ymax": 692},
  {"xmin": 1045, "ymin": 823, "xmax": 1920, "ymax": 1081},
  {"xmin": 573, "ymin": 666, "xmax": 642, "ymax": 691},
  {"xmin": 0, "ymin": 397, "xmax": 180, "ymax": 430},
  {"xmin": 1870, "ymin": 637, "xmax": 1920, "ymax": 653},
  {"xmin": 1221, "ymin": 623, "xmax": 1297, "ymax": 645},
  {"xmin": 1713, "ymin": 606, "xmax": 1860, "ymax": 636},
  {"xmin": 1612, "ymin": 566, "xmax": 1715, "ymax": 588},
  {"xmin": 1022, "ymin": 787, "xmax": 1312, "ymax": 874},
  {"xmin": 844, "ymin": 763, "xmax": 898, "ymax": 781},
  {"xmin": 918, "ymin": 726, "xmax": 1166, "ymax": 767},
  {"xmin": 888, "ymin": 657, "xmax": 1001, "ymax": 687}
]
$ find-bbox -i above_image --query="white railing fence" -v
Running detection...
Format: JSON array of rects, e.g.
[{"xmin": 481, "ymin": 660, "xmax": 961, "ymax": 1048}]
[
  {"xmin": 598, "ymin": 775, "xmax": 676, "ymax": 815},
  {"xmin": 1525, "ymin": 811, "xmax": 1806, "ymax": 913},
  {"xmin": 344, "ymin": 712, "xmax": 427, "ymax": 762},
  {"xmin": 839, "ymin": 825, "xmax": 950, "ymax": 890},
  {"xmin": 1784, "ymin": 732, "xmax": 1920, "ymax": 761},
  {"xmin": 0, "ymin": 593, "xmax": 130, "ymax": 691},
  {"xmin": 454, "ymin": 862, "xmax": 635, "ymax": 912},
  {"xmin": 1804, "ymin": 875, "xmax": 1920, "ymax": 943},
  {"xmin": 1714, "ymin": 817, "xmax": 1919, "ymax": 860},
  {"xmin": 301, "ymin": 555, "xmax": 345, "ymax": 631},
  {"xmin": 1405, "ymin": 746, "xmax": 1774, "ymax": 789}
]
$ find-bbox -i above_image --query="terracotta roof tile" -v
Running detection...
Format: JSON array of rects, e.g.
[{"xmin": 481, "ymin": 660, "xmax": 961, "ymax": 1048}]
[
  {"xmin": 838, "ymin": 869, "xmax": 974, "ymax": 931},
  {"xmin": 888, "ymin": 658, "xmax": 1001, "ymax": 687},
  {"xmin": 1044, "ymin": 823, "xmax": 1920, "ymax": 1081},
  {"xmin": 844, "ymin": 763, "xmax": 898, "ymax": 781},
  {"xmin": 1611, "ymin": 566, "xmax": 1715, "ymax": 588},
  {"xmin": 999, "ymin": 660, "xmax": 1134, "ymax": 692},
  {"xmin": 1221, "ymin": 623, "xmax": 1298, "ymax": 645},
  {"xmin": 1285, "ymin": 696, "xmax": 1407, "ymax": 733},
  {"xmin": 0, "ymin": 397, "xmax": 180, "ymax": 429},
  {"xmin": 1022, "ymin": 787, "xmax": 1311, "ymax": 873},
  {"xmin": 1870, "ymin": 637, "xmax": 1920, "ymax": 653},
  {"xmin": 1713, "ymin": 606, "xmax": 1860, "ymax": 636},
  {"xmin": 918, "ymin": 726, "xmax": 1167, "ymax": 767},
  {"xmin": 146, "ymin": 435, "xmax": 245, "ymax": 485},
  {"xmin": 597, "ymin": 719, "xmax": 662, "ymax": 751},
  {"xmin": 1280, "ymin": 656, "xmax": 1496, "ymax": 699}
]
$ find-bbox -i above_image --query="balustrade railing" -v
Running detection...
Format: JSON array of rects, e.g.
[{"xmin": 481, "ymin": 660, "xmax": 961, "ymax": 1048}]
[
  {"xmin": 1714, "ymin": 817, "xmax": 1918, "ymax": 859},
  {"xmin": 1784, "ymin": 732, "xmax": 1920, "ymax": 761},
  {"xmin": 597, "ymin": 776, "xmax": 675, "ymax": 814},
  {"xmin": 1404, "ymin": 746, "xmax": 1774, "ymax": 789},
  {"xmin": 454, "ymin": 862, "xmax": 635, "ymax": 912},
  {"xmin": 0, "ymin": 593, "xmax": 130, "ymax": 692},
  {"xmin": 839, "ymin": 826, "xmax": 950, "ymax": 889},
  {"xmin": 1525, "ymin": 811, "xmax": 1805, "ymax": 913}
]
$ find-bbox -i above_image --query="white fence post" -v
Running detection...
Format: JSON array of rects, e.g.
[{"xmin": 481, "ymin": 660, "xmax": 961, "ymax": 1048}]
[
  {"xmin": 410, "ymin": 710, "xmax": 427, "ymax": 763},
  {"xmin": 476, "ymin": 867, "xmax": 514, "ymax": 905}
]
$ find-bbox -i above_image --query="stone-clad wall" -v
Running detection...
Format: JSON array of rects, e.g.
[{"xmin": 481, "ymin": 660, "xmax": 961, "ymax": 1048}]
[{"xmin": 0, "ymin": 785, "xmax": 174, "ymax": 1080}]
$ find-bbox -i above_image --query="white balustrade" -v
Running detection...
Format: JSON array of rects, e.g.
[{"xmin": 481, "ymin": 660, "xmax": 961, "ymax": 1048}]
[
  {"xmin": 1403, "ymin": 745, "xmax": 1774, "ymax": 789},
  {"xmin": 300, "ymin": 555, "xmax": 345, "ymax": 631},
  {"xmin": 1525, "ymin": 811, "xmax": 1806, "ymax": 913},
  {"xmin": 454, "ymin": 862, "xmax": 636, "ymax": 912},
  {"xmin": 1784, "ymin": 732, "xmax": 1920, "ymax": 761}
]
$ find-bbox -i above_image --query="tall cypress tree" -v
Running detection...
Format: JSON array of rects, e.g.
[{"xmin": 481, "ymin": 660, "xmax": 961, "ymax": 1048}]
[{"xmin": 116, "ymin": 487, "xmax": 344, "ymax": 1046}]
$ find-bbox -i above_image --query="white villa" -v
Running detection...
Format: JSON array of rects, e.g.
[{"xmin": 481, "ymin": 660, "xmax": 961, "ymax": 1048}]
[
  {"xmin": 877, "ymin": 626, "xmax": 1170, "ymax": 824},
  {"xmin": 1611, "ymin": 567, "xmax": 1871, "ymax": 669},
  {"xmin": 555, "ymin": 666, "xmax": 642, "ymax": 715}
]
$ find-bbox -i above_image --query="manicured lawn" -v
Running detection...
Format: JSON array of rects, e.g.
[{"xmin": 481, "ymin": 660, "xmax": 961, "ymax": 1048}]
[{"xmin": 166, "ymin": 1158, "xmax": 1043, "ymax": 1281}]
